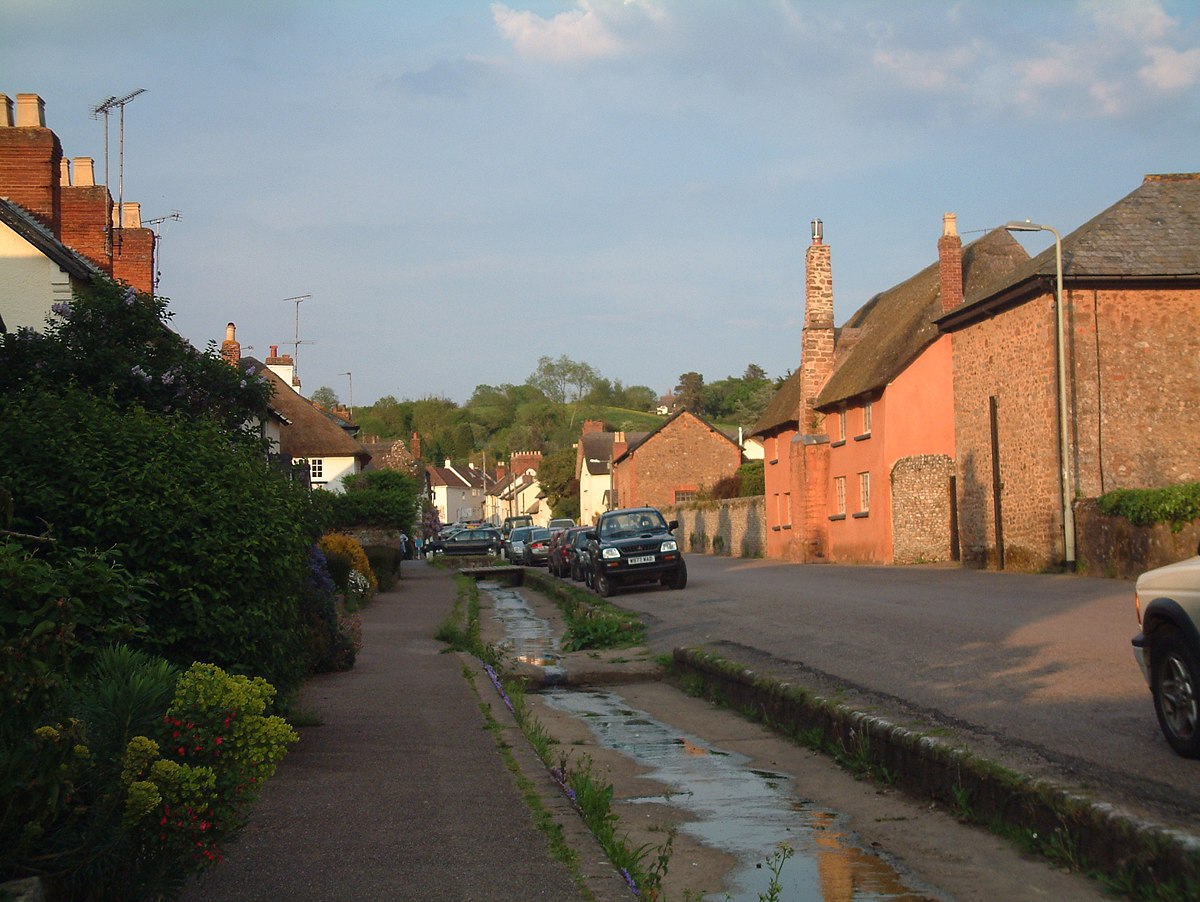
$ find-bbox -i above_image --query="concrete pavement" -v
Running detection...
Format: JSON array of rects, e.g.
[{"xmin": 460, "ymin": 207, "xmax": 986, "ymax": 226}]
[{"xmin": 181, "ymin": 562, "xmax": 627, "ymax": 902}]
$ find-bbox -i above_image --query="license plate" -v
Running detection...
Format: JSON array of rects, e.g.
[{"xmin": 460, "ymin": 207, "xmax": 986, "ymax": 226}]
[{"xmin": 628, "ymin": 555, "xmax": 655, "ymax": 565}]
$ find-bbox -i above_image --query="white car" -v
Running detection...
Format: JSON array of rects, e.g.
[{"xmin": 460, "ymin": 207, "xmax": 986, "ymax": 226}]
[{"xmin": 1132, "ymin": 545, "xmax": 1200, "ymax": 758}]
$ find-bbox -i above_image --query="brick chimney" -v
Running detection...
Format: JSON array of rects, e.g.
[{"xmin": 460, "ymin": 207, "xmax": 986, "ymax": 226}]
[
  {"xmin": 799, "ymin": 219, "xmax": 835, "ymax": 433},
  {"xmin": 0, "ymin": 93, "xmax": 63, "ymax": 235},
  {"xmin": 220, "ymin": 322, "xmax": 241, "ymax": 366},
  {"xmin": 510, "ymin": 450, "xmax": 543, "ymax": 475},
  {"xmin": 938, "ymin": 212, "xmax": 963, "ymax": 314},
  {"xmin": 60, "ymin": 156, "xmax": 112, "ymax": 273},
  {"xmin": 111, "ymin": 202, "xmax": 155, "ymax": 293},
  {"xmin": 411, "ymin": 431, "xmax": 422, "ymax": 461},
  {"xmin": 581, "ymin": 419, "xmax": 604, "ymax": 436}
]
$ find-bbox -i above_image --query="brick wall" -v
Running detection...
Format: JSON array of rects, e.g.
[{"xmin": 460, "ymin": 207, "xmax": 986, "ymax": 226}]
[
  {"xmin": 1075, "ymin": 500, "xmax": 1200, "ymax": 579},
  {"xmin": 112, "ymin": 228, "xmax": 154, "ymax": 293},
  {"xmin": 60, "ymin": 184, "xmax": 112, "ymax": 274},
  {"xmin": 891, "ymin": 454, "xmax": 956, "ymax": 564},
  {"xmin": 611, "ymin": 413, "xmax": 742, "ymax": 511},
  {"xmin": 952, "ymin": 295, "xmax": 1061, "ymax": 569},
  {"xmin": 952, "ymin": 284, "xmax": 1200, "ymax": 571},
  {"xmin": 665, "ymin": 496, "xmax": 766, "ymax": 558},
  {"xmin": 0, "ymin": 123, "xmax": 62, "ymax": 234}
]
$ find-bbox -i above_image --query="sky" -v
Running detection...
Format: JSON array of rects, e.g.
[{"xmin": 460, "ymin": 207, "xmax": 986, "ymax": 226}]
[{"xmin": 4, "ymin": 1, "xmax": 1198, "ymax": 406}]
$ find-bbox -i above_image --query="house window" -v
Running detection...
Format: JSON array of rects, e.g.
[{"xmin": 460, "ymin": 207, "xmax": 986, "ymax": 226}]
[
  {"xmin": 859, "ymin": 472, "xmax": 870, "ymax": 512},
  {"xmin": 310, "ymin": 458, "xmax": 324, "ymax": 480},
  {"xmin": 838, "ymin": 410, "xmax": 847, "ymax": 441},
  {"xmin": 782, "ymin": 492, "xmax": 792, "ymax": 528},
  {"xmin": 835, "ymin": 476, "xmax": 846, "ymax": 515},
  {"xmin": 675, "ymin": 490, "xmax": 696, "ymax": 504},
  {"xmin": 862, "ymin": 403, "xmax": 873, "ymax": 435}
]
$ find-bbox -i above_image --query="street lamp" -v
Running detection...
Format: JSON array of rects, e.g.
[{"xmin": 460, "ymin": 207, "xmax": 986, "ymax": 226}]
[{"xmin": 1004, "ymin": 220, "xmax": 1075, "ymax": 570}]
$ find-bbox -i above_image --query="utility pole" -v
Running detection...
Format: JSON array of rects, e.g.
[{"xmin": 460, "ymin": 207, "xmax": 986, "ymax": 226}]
[{"xmin": 338, "ymin": 371, "xmax": 353, "ymax": 420}]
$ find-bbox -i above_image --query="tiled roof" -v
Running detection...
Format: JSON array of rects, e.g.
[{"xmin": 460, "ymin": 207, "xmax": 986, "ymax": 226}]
[
  {"xmin": 0, "ymin": 197, "xmax": 102, "ymax": 281},
  {"xmin": 940, "ymin": 173, "xmax": 1200, "ymax": 329},
  {"xmin": 614, "ymin": 409, "xmax": 738, "ymax": 464}
]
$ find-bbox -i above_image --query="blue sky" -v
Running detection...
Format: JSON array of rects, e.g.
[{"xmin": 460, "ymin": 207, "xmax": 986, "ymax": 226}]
[{"xmin": 4, "ymin": 1, "xmax": 1198, "ymax": 405}]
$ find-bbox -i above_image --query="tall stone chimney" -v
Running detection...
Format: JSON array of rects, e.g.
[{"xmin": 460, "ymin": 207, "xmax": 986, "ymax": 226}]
[
  {"xmin": 0, "ymin": 93, "xmax": 63, "ymax": 235},
  {"xmin": 938, "ymin": 212, "xmax": 964, "ymax": 314},
  {"xmin": 799, "ymin": 219, "xmax": 835, "ymax": 433},
  {"xmin": 220, "ymin": 323, "xmax": 241, "ymax": 366},
  {"xmin": 411, "ymin": 431, "xmax": 422, "ymax": 461}
]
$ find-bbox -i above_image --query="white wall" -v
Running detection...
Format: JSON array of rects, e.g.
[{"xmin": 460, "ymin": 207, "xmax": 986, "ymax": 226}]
[{"xmin": 0, "ymin": 225, "xmax": 75, "ymax": 332}]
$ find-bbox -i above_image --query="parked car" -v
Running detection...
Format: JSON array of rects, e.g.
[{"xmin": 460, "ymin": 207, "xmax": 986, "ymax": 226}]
[
  {"xmin": 505, "ymin": 526, "xmax": 534, "ymax": 562},
  {"xmin": 521, "ymin": 527, "xmax": 552, "ymax": 566},
  {"xmin": 568, "ymin": 528, "xmax": 592, "ymax": 581},
  {"xmin": 501, "ymin": 515, "xmax": 534, "ymax": 537},
  {"xmin": 428, "ymin": 527, "xmax": 503, "ymax": 557},
  {"xmin": 584, "ymin": 506, "xmax": 686, "ymax": 597},
  {"xmin": 1132, "ymin": 544, "xmax": 1200, "ymax": 758},
  {"xmin": 548, "ymin": 517, "xmax": 576, "ymax": 531},
  {"xmin": 549, "ymin": 525, "xmax": 588, "ymax": 577}
]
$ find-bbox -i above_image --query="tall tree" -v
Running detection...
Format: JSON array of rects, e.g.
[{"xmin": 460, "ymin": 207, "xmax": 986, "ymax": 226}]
[
  {"xmin": 310, "ymin": 385, "xmax": 339, "ymax": 409},
  {"xmin": 674, "ymin": 372, "xmax": 705, "ymax": 413}
]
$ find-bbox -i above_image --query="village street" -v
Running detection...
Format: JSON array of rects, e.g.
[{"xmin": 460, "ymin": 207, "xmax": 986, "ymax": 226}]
[{"xmin": 605, "ymin": 555, "xmax": 1200, "ymax": 836}]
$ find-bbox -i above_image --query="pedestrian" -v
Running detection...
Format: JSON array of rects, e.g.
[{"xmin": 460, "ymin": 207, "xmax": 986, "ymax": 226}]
[
  {"xmin": 398, "ymin": 531, "xmax": 409, "ymax": 560},
  {"xmin": 414, "ymin": 535, "xmax": 424, "ymax": 559}
]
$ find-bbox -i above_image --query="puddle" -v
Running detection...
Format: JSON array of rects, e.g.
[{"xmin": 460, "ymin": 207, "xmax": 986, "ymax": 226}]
[
  {"xmin": 543, "ymin": 689, "xmax": 942, "ymax": 902},
  {"xmin": 480, "ymin": 581, "xmax": 567, "ymax": 681}
]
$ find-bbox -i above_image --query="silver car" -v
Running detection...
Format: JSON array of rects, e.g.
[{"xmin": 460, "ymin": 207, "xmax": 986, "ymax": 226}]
[{"xmin": 1133, "ymin": 543, "xmax": 1200, "ymax": 758}]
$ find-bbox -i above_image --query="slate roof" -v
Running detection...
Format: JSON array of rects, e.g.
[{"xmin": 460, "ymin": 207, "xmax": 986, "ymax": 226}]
[
  {"xmin": 938, "ymin": 173, "xmax": 1200, "ymax": 331},
  {"xmin": 243, "ymin": 357, "xmax": 370, "ymax": 462},
  {"xmin": 0, "ymin": 196, "xmax": 102, "ymax": 282},
  {"xmin": 815, "ymin": 228, "xmax": 1028, "ymax": 409}
]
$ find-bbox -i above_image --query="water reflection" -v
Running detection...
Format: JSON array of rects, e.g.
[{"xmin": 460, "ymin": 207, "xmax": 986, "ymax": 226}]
[
  {"xmin": 480, "ymin": 581, "xmax": 567, "ymax": 679},
  {"xmin": 543, "ymin": 689, "xmax": 941, "ymax": 902}
]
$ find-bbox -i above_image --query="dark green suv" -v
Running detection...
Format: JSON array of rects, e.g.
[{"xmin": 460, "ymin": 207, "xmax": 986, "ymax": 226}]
[{"xmin": 585, "ymin": 507, "xmax": 687, "ymax": 597}]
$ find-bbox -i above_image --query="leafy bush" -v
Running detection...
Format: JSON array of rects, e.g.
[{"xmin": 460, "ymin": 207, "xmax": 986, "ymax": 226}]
[
  {"xmin": 0, "ymin": 388, "xmax": 320, "ymax": 695},
  {"xmin": 737, "ymin": 460, "xmax": 765, "ymax": 496},
  {"xmin": 300, "ymin": 546, "xmax": 356, "ymax": 674},
  {"xmin": 1098, "ymin": 482, "xmax": 1200, "ymax": 532},
  {"xmin": 2, "ymin": 649, "xmax": 296, "ymax": 901},
  {"xmin": 364, "ymin": 545, "xmax": 401, "ymax": 591},
  {"xmin": 329, "ymin": 470, "xmax": 419, "ymax": 530},
  {"xmin": 318, "ymin": 533, "xmax": 377, "ymax": 595}
]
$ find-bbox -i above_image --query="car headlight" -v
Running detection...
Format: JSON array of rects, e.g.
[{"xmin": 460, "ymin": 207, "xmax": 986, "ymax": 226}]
[
  {"xmin": 660, "ymin": 540, "xmax": 677, "ymax": 553},
  {"xmin": 601, "ymin": 547, "xmax": 621, "ymax": 560}
]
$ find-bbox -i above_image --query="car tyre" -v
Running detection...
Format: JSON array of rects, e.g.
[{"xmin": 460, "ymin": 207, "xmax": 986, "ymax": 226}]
[
  {"xmin": 595, "ymin": 569, "xmax": 614, "ymax": 597},
  {"xmin": 1152, "ymin": 628, "xmax": 1200, "ymax": 758},
  {"xmin": 666, "ymin": 559, "xmax": 687, "ymax": 590}
]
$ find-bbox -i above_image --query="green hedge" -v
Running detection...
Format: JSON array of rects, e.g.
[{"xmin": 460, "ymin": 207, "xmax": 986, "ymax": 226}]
[{"xmin": 1097, "ymin": 482, "xmax": 1200, "ymax": 533}]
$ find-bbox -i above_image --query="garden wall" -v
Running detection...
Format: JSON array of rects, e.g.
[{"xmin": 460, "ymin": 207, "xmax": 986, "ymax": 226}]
[
  {"xmin": 1074, "ymin": 499, "xmax": 1200, "ymax": 579},
  {"xmin": 663, "ymin": 496, "xmax": 766, "ymax": 558}
]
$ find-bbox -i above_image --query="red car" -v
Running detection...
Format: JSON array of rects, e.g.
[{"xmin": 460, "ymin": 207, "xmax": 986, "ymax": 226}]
[{"xmin": 549, "ymin": 526, "xmax": 588, "ymax": 577}]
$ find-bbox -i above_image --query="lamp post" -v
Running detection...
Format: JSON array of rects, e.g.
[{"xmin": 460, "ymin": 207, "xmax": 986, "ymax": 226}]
[{"xmin": 1004, "ymin": 221, "xmax": 1075, "ymax": 570}]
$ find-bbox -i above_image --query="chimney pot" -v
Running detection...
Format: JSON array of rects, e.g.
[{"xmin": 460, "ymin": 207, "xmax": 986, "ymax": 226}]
[
  {"xmin": 60, "ymin": 158, "xmax": 71, "ymax": 186},
  {"xmin": 811, "ymin": 218, "xmax": 823, "ymax": 244},
  {"xmin": 15, "ymin": 94, "xmax": 46, "ymax": 127},
  {"xmin": 942, "ymin": 212, "xmax": 958, "ymax": 237},
  {"xmin": 0, "ymin": 95, "xmax": 13, "ymax": 127},
  {"xmin": 74, "ymin": 157, "xmax": 95, "ymax": 187}
]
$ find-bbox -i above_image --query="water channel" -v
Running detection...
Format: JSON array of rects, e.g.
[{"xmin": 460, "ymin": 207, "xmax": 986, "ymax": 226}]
[{"xmin": 481, "ymin": 580, "xmax": 943, "ymax": 901}]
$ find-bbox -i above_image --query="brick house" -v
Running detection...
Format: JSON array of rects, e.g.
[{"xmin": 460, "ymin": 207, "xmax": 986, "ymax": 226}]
[
  {"xmin": 611, "ymin": 409, "xmax": 743, "ymax": 511},
  {"xmin": 0, "ymin": 92, "xmax": 155, "ymax": 332},
  {"xmin": 936, "ymin": 173, "xmax": 1200, "ymax": 570},
  {"xmin": 751, "ymin": 218, "xmax": 1027, "ymax": 564}
]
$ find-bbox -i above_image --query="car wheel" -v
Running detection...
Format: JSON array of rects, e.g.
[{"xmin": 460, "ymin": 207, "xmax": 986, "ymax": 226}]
[
  {"xmin": 595, "ymin": 569, "xmax": 614, "ymax": 597},
  {"xmin": 1152, "ymin": 628, "xmax": 1200, "ymax": 758},
  {"xmin": 667, "ymin": 559, "xmax": 687, "ymax": 590}
]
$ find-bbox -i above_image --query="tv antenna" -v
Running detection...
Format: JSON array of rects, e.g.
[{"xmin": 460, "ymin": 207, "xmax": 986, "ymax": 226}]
[
  {"xmin": 92, "ymin": 88, "xmax": 146, "ymax": 254},
  {"xmin": 284, "ymin": 294, "xmax": 313, "ymax": 372},
  {"xmin": 144, "ymin": 210, "xmax": 182, "ymax": 297}
]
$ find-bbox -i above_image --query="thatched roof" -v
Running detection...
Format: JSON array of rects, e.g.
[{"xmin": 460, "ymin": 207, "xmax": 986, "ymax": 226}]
[
  {"xmin": 815, "ymin": 228, "xmax": 1028, "ymax": 409},
  {"xmin": 244, "ymin": 357, "xmax": 370, "ymax": 462}
]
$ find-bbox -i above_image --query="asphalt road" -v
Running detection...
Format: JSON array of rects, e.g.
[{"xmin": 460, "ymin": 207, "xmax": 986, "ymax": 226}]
[{"xmin": 605, "ymin": 555, "xmax": 1200, "ymax": 834}]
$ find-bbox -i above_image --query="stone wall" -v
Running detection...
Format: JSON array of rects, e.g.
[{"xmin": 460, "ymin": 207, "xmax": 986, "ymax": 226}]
[
  {"xmin": 665, "ymin": 496, "xmax": 766, "ymax": 558},
  {"xmin": 891, "ymin": 454, "xmax": 956, "ymax": 564},
  {"xmin": 1074, "ymin": 499, "xmax": 1200, "ymax": 579}
]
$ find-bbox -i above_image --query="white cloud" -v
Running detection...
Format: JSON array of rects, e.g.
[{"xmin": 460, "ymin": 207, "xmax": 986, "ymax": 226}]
[
  {"xmin": 492, "ymin": 1, "xmax": 623, "ymax": 62},
  {"xmin": 1139, "ymin": 45, "xmax": 1200, "ymax": 90}
]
